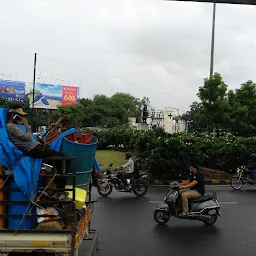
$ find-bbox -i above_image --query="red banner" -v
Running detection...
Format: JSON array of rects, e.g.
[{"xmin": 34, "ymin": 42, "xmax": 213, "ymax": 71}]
[{"xmin": 62, "ymin": 86, "xmax": 78, "ymax": 106}]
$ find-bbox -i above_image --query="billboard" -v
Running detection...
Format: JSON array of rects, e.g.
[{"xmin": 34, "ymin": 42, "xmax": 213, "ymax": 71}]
[
  {"xmin": 165, "ymin": 0, "xmax": 256, "ymax": 5},
  {"xmin": 28, "ymin": 83, "xmax": 80, "ymax": 109},
  {"xmin": 0, "ymin": 80, "xmax": 25, "ymax": 101}
]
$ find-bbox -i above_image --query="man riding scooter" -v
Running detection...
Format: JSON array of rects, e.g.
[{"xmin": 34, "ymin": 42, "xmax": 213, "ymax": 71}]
[
  {"xmin": 154, "ymin": 163, "xmax": 219, "ymax": 225},
  {"xmin": 179, "ymin": 163, "xmax": 205, "ymax": 216}
]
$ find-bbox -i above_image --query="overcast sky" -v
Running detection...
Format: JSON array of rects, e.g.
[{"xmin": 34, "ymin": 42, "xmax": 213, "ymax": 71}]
[{"xmin": 1, "ymin": 0, "xmax": 256, "ymax": 113}]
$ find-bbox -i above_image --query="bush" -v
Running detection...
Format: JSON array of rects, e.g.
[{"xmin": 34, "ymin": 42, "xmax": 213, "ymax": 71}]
[{"xmin": 93, "ymin": 127, "xmax": 256, "ymax": 179}]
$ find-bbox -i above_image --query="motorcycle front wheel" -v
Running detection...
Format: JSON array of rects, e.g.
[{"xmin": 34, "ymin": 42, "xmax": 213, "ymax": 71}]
[
  {"xmin": 231, "ymin": 177, "xmax": 243, "ymax": 190},
  {"xmin": 97, "ymin": 182, "xmax": 113, "ymax": 197},
  {"xmin": 133, "ymin": 182, "xmax": 148, "ymax": 197},
  {"xmin": 154, "ymin": 210, "xmax": 170, "ymax": 224}
]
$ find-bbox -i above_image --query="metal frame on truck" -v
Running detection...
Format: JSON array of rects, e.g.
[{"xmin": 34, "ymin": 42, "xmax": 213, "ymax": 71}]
[{"xmin": 0, "ymin": 156, "xmax": 98, "ymax": 256}]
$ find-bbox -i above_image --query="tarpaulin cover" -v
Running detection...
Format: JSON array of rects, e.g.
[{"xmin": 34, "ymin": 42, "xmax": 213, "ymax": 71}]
[{"xmin": 0, "ymin": 108, "xmax": 75, "ymax": 198}]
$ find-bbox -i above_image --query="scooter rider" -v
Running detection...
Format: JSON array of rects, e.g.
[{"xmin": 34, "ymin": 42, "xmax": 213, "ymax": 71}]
[
  {"xmin": 117, "ymin": 152, "xmax": 134, "ymax": 188},
  {"xmin": 179, "ymin": 163, "xmax": 205, "ymax": 216}
]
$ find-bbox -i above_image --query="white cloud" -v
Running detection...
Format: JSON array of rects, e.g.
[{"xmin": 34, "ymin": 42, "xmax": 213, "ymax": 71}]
[{"xmin": 0, "ymin": 0, "xmax": 256, "ymax": 113}]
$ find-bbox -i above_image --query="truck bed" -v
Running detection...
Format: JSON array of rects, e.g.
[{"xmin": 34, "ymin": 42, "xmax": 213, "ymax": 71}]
[{"xmin": 0, "ymin": 204, "xmax": 98, "ymax": 256}]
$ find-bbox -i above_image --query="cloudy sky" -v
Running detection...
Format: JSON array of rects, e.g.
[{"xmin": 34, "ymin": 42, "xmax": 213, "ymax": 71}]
[{"xmin": 1, "ymin": 0, "xmax": 256, "ymax": 113}]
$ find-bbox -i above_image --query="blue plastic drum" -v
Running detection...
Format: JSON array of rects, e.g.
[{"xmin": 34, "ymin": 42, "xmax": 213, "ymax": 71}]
[
  {"xmin": 61, "ymin": 135, "xmax": 98, "ymax": 186},
  {"xmin": 8, "ymin": 181, "xmax": 36, "ymax": 230}
]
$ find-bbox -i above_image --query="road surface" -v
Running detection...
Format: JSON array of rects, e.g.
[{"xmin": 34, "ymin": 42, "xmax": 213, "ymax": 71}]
[{"xmin": 81, "ymin": 186, "xmax": 256, "ymax": 256}]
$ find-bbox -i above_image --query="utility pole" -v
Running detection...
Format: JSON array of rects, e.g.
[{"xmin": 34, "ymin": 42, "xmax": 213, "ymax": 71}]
[
  {"xmin": 210, "ymin": 3, "xmax": 216, "ymax": 77},
  {"xmin": 32, "ymin": 53, "xmax": 37, "ymax": 129}
]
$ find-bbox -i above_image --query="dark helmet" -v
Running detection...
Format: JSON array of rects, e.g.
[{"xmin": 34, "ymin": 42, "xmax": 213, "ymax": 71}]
[{"xmin": 125, "ymin": 152, "xmax": 132, "ymax": 160}]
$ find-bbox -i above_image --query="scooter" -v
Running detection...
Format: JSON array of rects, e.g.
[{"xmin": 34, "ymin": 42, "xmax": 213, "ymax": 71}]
[{"xmin": 154, "ymin": 181, "xmax": 220, "ymax": 225}]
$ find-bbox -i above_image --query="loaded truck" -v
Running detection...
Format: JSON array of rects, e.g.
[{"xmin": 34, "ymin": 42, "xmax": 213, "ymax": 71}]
[{"xmin": 0, "ymin": 108, "xmax": 99, "ymax": 255}]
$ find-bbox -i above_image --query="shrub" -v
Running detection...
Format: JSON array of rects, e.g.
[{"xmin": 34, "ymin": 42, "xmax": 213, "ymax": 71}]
[{"xmin": 93, "ymin": 127, "xmax": 256, "ymax": 179}]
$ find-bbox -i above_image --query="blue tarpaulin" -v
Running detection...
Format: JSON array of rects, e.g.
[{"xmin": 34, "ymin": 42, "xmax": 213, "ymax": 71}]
[{"xmin": 0, "ymin": 108, "xmax": 76, "ymax": 198}]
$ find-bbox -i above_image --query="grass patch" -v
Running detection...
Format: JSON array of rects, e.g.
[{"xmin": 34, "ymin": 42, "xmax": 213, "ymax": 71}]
[{"xmin": 96, "ymin": 150, "xmax": 125, "ymax": 170}]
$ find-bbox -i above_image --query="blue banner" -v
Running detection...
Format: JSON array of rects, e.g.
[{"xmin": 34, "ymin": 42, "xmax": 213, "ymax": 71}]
[{"xmin": 0, "ymin": 80, "xmax": 25, "ymax": 101}]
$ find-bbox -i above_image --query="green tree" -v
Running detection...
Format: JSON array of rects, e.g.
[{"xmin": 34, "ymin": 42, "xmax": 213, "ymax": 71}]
[
  {"xmin": 227, "ymin": 81, "xmax": 256, "ymax": 136},
  {"xmin": 51, "ymin": 104, "xmax": 86, "ymax": 126},
  {"xmin": 111, "ymin": 93, "xmax": 140, "ymax": 118},
  {"xmin": 227, "ymin": 89, "xmax": 251, "ymax": 136},
  {"xmin": 196, "ymin": 73, "xmax": 230, "ymax": 137},
  {"xmin": 52, "ymin": 93, "xmax": 142, "ymax": 128},
  {"xmin": 182, "ymin": 101, "xmax": 207, "ymax": 133}
]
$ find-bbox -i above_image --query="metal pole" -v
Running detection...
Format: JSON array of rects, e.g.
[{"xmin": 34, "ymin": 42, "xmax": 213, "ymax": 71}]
[
  {"xmin": 176, "ymin": 108, "xmax": 180, "ymax": 132},
  {"xmin": 210, "ymin": 3, "xmax": 216, "ymax": 77},
  {"xmin": 32, "ymin": 53, "xmax": 37, "ymax": 128}
]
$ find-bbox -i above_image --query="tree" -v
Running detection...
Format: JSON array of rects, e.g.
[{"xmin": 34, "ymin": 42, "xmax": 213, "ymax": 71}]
[
  {"xmin": 196, "ymin": 73, "xmax": 230, "ymax": 137},
  {"xmin": 51, "ymin": 104, "xmax": 86, "ymax": 126},
  {"xmin": 111, "ymin": 93, "xmax": 140, "ymax": 118},
  {"xmin": 182, "ymin": 101, "xmax": 207, "ymax": 133},
  {"xmin": 79, "ymin": 98, "xmax": 93, "ymax": 108},
  {"xmin": 51, "ymin": 93, "xmax": 143, "ymax": 128},
  {"xmin": 227, "ymin": 89, "xmax": 251, "ymax": 136},
  {"xmin": 227, "ymin": 81, "xmax": 256, "ymax": 136}
]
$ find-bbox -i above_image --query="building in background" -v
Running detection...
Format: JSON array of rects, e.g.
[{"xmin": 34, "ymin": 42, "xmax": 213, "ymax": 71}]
[{"xmin": 129, "ymin": 105, "xmax": 186, "ymax": 134}]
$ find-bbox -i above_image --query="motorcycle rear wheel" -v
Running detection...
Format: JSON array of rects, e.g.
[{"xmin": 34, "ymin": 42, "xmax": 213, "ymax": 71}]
[
  {"xmin": 97, "ymin": 182, "xmax": 113, "ymax": 197},
  {"xmin": 154, "ymin": 210, "xmax": 170, "ymax": 224},
  {"xmin": 203, "ymin": 214, "xmax": 218, "ymax": 225},
  {"xmin": 133, "ymin": 183, "xmax": 148, "ymax": 197},
  {"xmin": 231, "ymin": 177, "xmax": 243, "ymax": 190}
]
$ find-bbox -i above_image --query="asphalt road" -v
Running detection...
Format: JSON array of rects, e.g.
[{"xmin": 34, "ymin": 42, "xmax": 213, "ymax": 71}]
[{"xmin": 82, "ymin": 186, "xmax": 256, "ymax": 256}]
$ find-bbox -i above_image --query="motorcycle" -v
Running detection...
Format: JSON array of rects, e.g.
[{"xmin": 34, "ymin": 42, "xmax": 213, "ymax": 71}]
[
  {"xmin": 231, "ymin": 165, "xmax": 256, "ymax": 190},
  {"xmin": 154, "ymin": 181, "xmax": 220, "ymax": 225},
  {"xmin": 97, "ymin": 164, "xmax": 149, "ymax": 197}
]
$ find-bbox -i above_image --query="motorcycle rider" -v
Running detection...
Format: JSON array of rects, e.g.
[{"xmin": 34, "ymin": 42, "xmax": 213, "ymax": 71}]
[
  {"xmin": 117, "ymin": 152, "xmax": 134, "ymax": 188},
  {"xmin": 179, "ymin": 163, "xmax": 205, "ymax": 216}
]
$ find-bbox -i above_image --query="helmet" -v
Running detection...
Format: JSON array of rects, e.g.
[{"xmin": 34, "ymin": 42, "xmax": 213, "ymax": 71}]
[{"xmin": 125, "ymin": 152, "xmax": 132, "ymax": 160}]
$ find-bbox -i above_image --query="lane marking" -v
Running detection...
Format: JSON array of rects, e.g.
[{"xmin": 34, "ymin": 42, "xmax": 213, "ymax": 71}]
[
  {"xmin": 219, "ymin": 202, "xmax": 238, "ymax": 205},
  {"xmin": 149, "ymin": 201, "xmax": 163, "ymax": 204},
  {"xmin": 148, "ymin": 201, "xmax": 238, "ymax": 204}
]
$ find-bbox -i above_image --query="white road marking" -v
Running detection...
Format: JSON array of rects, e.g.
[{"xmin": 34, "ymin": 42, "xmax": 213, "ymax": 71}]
[
  {"xmin": 219, "ymin": 202, "xmax": 238, "ymax": 205},
  {"xmin": 148, "ymin": 201, "xmax": 238, "ymax": 204},
  {"xmin": 149, "ymin": 201, "xmax": 163, "ymax": 204}
]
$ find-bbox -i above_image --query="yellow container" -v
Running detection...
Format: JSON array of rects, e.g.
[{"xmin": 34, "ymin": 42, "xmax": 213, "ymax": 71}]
[{"xmin": 65, "ymin": 186, "xmax": 87, "ymax": 210}]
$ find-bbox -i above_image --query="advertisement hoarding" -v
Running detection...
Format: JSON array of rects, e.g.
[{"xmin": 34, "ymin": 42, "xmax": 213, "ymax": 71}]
[
  {"xmin": 62, "ymin": 86, "xmax": 78, "ymax": 106},
  {"xmin": 28, "ymin": 83, "xmax": 80, "ymax": 109},
  {"xmin": 0, "ymin": 80, "xmax": 25, "ymax": 101}
]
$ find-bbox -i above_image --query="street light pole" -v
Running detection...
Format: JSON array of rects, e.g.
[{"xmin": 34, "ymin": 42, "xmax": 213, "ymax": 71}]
[
  {"xmin": 32, "ymin": 53, "xmax": 37, "ymax": 129},
  {"xmin": 210, "ymin": 3, "xmax": 216, "ymax": 77}
]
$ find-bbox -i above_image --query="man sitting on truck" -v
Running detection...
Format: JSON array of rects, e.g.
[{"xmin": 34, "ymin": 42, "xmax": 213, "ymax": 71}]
[{"xmin": 6, "ymin": 104, "xmax": 63, "ymax": 159}]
